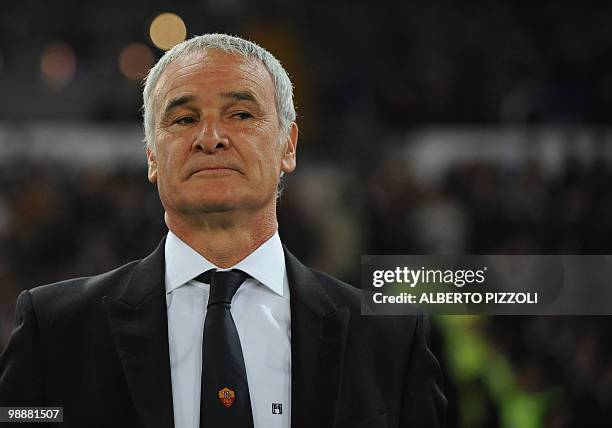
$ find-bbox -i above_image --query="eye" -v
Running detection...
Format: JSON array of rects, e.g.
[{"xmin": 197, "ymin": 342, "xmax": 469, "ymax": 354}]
[
  {"xmin": 232, "ymin": 112, "xmax": 253, "ymax": 120},
  {"xmin": 174, "ymin": 116, "xmax": 196, "ymax": 125}
]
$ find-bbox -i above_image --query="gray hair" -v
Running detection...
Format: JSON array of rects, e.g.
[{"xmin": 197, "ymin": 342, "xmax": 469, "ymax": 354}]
[{"xmin": 142, "ymin": 33, "xmax": 296, "ymax": 149}]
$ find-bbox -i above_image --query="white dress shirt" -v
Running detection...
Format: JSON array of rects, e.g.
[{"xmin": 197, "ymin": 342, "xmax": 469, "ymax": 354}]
[{"xmin": 164, "ymin": 231, "xmax": 291, "ymax": 428}]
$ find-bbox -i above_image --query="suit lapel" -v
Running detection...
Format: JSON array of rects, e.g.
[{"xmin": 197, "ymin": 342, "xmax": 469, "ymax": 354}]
[
  {"xmin": 103, "ymin": 239, "xmax": 175, "ymax": 428},
  {"xmin": 285, "ymin": 249, "xmax": 350, "ymax": 428}
]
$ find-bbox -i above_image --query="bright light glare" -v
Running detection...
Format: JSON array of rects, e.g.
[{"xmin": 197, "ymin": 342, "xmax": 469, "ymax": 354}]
[
  {"xmin": 119, "ymin": 43, "xmax": 155, "ymax": 81},
  {"xmin": 41, "ymin": 43, "xmax": 77, "ymax": 89},
  {"xmin": 149, "ymin": 13, "xmax": 187, "ymax": 51}
]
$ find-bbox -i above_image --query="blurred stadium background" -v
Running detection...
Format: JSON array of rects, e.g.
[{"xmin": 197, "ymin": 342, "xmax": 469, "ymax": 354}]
[{"xmin": 2, "ymin": 1, "xmax": 612, "ymax": 427}]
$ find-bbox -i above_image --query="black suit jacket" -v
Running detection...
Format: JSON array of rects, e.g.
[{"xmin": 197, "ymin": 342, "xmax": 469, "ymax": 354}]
[{"xmin": 0, "ymin": 240, "xmax": 446, "ymax": 427}]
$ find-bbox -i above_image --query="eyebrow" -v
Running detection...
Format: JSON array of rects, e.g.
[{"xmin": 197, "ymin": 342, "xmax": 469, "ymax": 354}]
[
  {"xmin": 220, "ymin": 90, "xmax": 258, "ymax": 104},
  {"xmin": 161, "ymin": 95, "xmax": 197, "ymax": 120}
]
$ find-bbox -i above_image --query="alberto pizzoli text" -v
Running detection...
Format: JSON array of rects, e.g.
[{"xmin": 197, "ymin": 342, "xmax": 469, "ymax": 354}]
[{"xmin": 372, "ymin": 292, "xmax": 539, "ymax": 305}]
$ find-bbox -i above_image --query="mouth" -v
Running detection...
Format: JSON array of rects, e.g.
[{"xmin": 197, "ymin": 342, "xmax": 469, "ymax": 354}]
[{"xmin": 189, "ymin": 166, "xmax": 240, "ymax": 177}]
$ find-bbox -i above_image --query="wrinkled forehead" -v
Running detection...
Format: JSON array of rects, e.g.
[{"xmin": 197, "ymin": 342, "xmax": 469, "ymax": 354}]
[{"xmin": 152, "ymin": 49, "xmax": 276, "ymax": 111}]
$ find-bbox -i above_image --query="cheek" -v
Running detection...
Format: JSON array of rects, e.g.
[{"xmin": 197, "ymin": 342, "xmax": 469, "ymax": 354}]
[
  {"xmin": 157, "ymin": 140, "xmax": 187, "ymax": 179},
  {"xmin": 258, "ymin": 148, "xmax": 282, "ymax": 183}
]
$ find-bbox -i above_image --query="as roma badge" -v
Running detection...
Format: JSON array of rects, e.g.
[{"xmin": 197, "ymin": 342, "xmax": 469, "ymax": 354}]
[{"xmin": 218, "ymin": 387, "xmax": 236, "ymax": 408}]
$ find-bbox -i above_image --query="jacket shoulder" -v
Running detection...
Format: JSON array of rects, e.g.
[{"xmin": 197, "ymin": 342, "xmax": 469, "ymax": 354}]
[{"xmin": 26, "ymin": 259, "xmax": 141, "ymax": 312}]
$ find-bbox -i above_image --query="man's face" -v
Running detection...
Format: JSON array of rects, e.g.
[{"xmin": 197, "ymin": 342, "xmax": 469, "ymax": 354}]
[{"xmin": 147, "ymin": 49, "xmax": 297, "ymax": 218}]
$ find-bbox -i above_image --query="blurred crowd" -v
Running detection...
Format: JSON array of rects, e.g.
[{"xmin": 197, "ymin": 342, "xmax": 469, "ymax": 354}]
[
  {"xmin": 366, "ymin": 152, "xmax": 612, "ymax": 427},
  {"xmin": 3, "ymin": 1, "xmax": 612, "ymax": 131}
]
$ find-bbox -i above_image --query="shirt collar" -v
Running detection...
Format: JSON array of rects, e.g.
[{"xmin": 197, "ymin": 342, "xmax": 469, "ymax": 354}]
[{"xmin": 164, "ymin": 230, "xmax": 286, "ymax": 297}]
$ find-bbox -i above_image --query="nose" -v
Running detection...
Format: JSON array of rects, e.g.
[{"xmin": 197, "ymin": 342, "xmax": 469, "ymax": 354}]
[{"xmin": 192, "ymin": 116, "xmax": 229, "ymax": 153}]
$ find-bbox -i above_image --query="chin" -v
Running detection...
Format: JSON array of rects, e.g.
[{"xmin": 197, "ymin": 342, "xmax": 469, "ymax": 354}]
[
  {"xmin": 164, "ymin": 184, "xmax": 271, "ymax": 214},
  {"xmin": 188, "ymin": 191, "xmax": 256, "ymax": 213}
]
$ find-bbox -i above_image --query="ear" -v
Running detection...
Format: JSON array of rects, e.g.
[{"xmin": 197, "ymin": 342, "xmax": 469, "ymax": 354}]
[
  {"xmin": 146, "ymin": 145, "xmax": 158, "ymax": 184},
  {"xmin": 280, "ymin": 122, "xmax": 298, "ymax": 174}
]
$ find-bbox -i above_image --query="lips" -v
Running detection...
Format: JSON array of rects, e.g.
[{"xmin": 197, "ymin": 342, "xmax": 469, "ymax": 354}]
[{"xmin": 187, "ymin": 164, "xmax": 241, "ymax": 177}]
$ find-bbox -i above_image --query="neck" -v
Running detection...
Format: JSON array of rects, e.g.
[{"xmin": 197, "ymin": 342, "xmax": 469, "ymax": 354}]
[{"xmin": 165, "ymin": 206, "xmax": 278, "ymax": 268}]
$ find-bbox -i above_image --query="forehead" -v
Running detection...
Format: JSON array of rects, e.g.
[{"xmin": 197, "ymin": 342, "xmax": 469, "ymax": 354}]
[{"xmin": 153, "ymin": 49, "xmax": 276, "ymax": 108}]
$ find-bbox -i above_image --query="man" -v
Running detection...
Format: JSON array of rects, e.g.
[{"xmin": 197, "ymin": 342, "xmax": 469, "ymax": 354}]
[{"xmin": 0, "ymin": 34, "xmax": 446, "ymax": 427}]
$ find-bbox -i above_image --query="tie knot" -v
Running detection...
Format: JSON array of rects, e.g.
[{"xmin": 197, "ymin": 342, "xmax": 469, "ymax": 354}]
[{"xmin": 195, "ymin": 269, "xmax": 249, "ymax": 307}]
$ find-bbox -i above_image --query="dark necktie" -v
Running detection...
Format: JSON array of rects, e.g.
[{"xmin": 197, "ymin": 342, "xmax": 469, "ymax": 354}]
[{"xmin": 196, "ymin": 269, "xmax": 254, "ymax": 428}]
